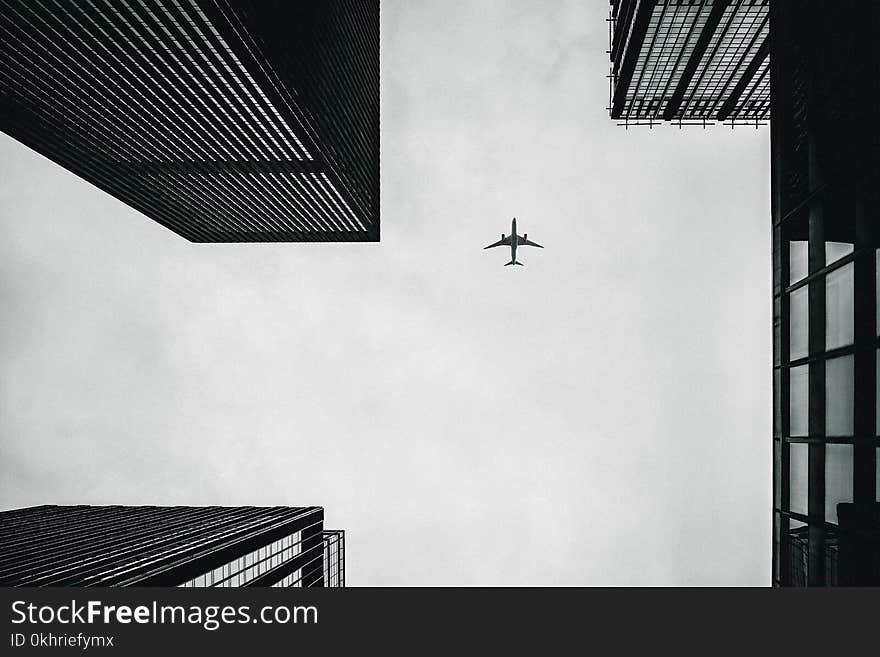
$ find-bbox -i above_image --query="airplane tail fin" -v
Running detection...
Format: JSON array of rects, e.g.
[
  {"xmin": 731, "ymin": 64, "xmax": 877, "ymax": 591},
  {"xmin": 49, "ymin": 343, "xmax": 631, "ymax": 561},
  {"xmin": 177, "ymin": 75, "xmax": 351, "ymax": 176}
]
[{"xmin": 505, "ymin": 260, "xmax": 524, "ymax": 266}]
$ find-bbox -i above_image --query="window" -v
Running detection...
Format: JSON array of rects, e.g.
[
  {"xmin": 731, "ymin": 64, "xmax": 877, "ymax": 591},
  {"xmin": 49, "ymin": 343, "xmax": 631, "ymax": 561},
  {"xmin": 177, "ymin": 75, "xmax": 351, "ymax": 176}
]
[
  {"xmin": 824, "ymin": 241, "xmax": 853, "ymax": 266},
  {"xmin": 789, "ymin": 442, "xmax": 808, "ymax": 516},
  {"xmin": 790, "ymin": 240, "xmax": 808, "ymax": 284},
  {"xmin": 790, "ymin": 286, "xmax": 809, "ymax": 360},
  {"xmin": 790, "ymin": 365, "xmax": 809, "ymax": 437},
  {"xmin": 825, "ymin": 262, "xmax": 854, "ymax": 350},
  {"xmin": 824, "ymin": 444, "xmax": 853, "ymax": 524},
  {"xmin": 825, "ymin": 355, "xmax": 853, "ymax": 436}
]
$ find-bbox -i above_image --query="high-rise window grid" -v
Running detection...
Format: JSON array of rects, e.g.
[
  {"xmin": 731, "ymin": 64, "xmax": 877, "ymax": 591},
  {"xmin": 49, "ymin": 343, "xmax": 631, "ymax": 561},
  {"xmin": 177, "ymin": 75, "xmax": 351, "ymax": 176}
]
[
  {"xmin": 322, "ymin": 530, "xmax": 345, "ymax": 588},
  {"xmin": 0, "ymin": 506, "xmax": 342, "ymax": 587},
  {"xmin": 773, "ymin": 207, "xmax": 878, "ymax": 585},
  {"xmin": 179, "ymin": 531, "xmax": 302, "ymax": 587}
]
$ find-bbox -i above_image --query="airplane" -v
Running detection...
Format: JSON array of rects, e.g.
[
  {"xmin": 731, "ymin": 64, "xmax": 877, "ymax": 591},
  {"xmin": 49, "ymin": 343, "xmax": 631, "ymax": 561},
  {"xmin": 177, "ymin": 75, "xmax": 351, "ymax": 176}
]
[{"xmin": 483, "ymin": 217, "xmax": 543, "ymax": 266}]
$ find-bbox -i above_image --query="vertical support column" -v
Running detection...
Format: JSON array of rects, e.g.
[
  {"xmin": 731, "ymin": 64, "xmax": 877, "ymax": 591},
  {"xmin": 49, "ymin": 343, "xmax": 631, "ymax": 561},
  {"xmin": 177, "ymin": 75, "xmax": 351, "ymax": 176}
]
[
  {"xmin": 806, "ymin": 149, "xmax": 826, "ymax": 585},
  {"xmin": 800, "ymin": 1, "xmax": 826, "ymax": 585},
  {"xmin": 770, "ymin": 0, "xmax": 790, "ymax": 585}
]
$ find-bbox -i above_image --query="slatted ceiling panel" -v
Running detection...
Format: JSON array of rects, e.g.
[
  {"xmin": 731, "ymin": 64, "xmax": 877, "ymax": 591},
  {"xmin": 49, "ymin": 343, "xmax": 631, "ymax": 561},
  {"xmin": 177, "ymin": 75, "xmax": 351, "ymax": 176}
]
[
  {"xmin": 627, "ymin": 1, "xmax": 707, "ymax": 118},
  {"xmin": 0, "ymin": 505, "xmax": 329, "ymax": 587},
  {"xmin": 734, "ymin": 54, "xmax": 769, "ymax": 119},
  {"xmin": 0, "ymin": 0, "xmax": 378, "ymax": 241},
  {"xmin": 609, "ymin": 0, "xmax": 770, "ymax": 125},
  {"xmin": 677, "ymin": 1, "xmax": 768, "ymax": 119}
]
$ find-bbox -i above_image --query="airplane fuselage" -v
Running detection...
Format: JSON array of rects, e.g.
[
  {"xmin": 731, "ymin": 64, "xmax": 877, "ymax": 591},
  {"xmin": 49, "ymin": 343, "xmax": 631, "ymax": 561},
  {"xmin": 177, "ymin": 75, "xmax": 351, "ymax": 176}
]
[{"xmin": 509, "ymin": 218, "xmax": 518, "ymax": 262}]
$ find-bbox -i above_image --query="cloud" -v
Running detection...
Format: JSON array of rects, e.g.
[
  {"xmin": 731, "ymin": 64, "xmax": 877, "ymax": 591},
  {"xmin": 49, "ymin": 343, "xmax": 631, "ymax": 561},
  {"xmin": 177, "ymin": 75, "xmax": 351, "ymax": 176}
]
[{"xmin": 0, "ymin": 0, "xmax": 770, "ymax": 585}]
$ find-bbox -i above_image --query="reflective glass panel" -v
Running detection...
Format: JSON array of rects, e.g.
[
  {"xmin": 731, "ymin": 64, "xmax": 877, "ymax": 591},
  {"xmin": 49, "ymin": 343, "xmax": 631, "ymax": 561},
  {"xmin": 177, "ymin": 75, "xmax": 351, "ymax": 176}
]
[
  {"xmin": 824, "ymin": 444, "xmax": 853, "ymax": 524},
  {"xmin": 825, "ymin": 262, "xmax": 854, "ymax": 350},
  {"xmin": 824, "ymin": 241, "xmax": 853, "ymax": 266},
  {"xmin": 790, "ymin": 240, "xmax": 808, "ymax": 284},
  {"xmin": 789, "ymin": 442, "xmax": 808, "ymax": 516},
  {"xmin": 790, "ymin": 365, "xmax": 809, "ymax": 437},
  {"xmin": 790, "ymin": 286, "xmax": 809, "ymax": 360},
  {"xmin": 826, "ymin": 355, "xmax": 854, "ymax": 436}
]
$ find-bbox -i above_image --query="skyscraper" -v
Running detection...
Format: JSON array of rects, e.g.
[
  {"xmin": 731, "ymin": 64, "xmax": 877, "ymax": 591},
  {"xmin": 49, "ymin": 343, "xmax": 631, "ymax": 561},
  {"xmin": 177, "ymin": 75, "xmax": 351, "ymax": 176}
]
[
  {"xmin": 0, "ymin": 0, "xmax": 379, "ymax": 242},
  {"xmin": 609, "ymin": 0, "xmax": 880, "ymax": 585},
  {"xmin": 0, "ymin": 505, "xmax": 346, "ymax": 587},
  {"xmin": 770, "ymin": 0, "xmax": 880, "ymax": 587}
]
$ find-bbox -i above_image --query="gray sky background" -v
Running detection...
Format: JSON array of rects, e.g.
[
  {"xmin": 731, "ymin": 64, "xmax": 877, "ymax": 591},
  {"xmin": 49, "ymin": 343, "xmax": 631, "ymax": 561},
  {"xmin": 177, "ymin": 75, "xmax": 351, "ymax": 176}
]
[{"xmin": 0, "ymin": 0, "xmax": 770, "ymax": 585}]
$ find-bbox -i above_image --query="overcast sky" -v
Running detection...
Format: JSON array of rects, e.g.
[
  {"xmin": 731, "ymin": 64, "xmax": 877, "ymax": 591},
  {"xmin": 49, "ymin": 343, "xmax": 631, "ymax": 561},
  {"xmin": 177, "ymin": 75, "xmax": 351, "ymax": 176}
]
[{"xmin": 0, "ymin": 0, "xmax": 770, "ymax": 585}]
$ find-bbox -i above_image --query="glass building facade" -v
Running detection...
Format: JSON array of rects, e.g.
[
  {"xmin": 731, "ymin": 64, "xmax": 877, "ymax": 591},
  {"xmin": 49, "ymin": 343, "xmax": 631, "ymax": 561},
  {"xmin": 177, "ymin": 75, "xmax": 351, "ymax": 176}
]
[
  {"xmin": 0, "ymin": 505, "xmax": 345, "ymax": 587},
  {"xmin": 0, "ymin": 0, "xmax": 379, "ymax": 241},
  {"xmin": 322, "ymin": 529, "xmax": 345, "ymax": 588},
  {"xmin": 179, "ymin": 531, "xmax": 305, "ymax": 588},
  {"xmin": 611, "ymin": 0, "xmax": 880, "ymax": 584},
  {"xmin": 771, "ymin": 0, "xmax": 880, "ymax": 586},
  {"xmin": 608, "ymin": 0, "xmax": 769, "ymax": 125}
]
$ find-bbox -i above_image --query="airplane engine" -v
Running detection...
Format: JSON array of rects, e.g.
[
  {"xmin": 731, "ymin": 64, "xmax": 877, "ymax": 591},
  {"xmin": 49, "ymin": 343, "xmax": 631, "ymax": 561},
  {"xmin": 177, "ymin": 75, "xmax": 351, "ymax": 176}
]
[
  {"xmin": 501, "ymin": 233, "xmax": 505, "ymax": 240},
  {"xmin": 524, "ymin": 233, "xmax": 527, "ymax": 241}
]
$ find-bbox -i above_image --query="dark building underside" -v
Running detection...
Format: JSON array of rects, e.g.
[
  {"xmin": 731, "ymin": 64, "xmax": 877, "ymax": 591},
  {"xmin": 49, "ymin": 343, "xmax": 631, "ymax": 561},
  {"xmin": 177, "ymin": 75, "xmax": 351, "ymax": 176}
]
[
  {"xmin": 608, "ymin": 0, "xmax": 769, "ymax": 124},
  {"xmin": 0, "ymin": 0, "xmax": 379, "ymax": 242}
]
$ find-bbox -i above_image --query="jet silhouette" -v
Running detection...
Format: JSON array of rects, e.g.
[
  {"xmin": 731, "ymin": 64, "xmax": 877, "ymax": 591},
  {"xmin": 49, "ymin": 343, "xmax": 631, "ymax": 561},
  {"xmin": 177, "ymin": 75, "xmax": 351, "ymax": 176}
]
[{"xmin": 484, "ymin": 217, "xmax": 543, "ymax": 266}]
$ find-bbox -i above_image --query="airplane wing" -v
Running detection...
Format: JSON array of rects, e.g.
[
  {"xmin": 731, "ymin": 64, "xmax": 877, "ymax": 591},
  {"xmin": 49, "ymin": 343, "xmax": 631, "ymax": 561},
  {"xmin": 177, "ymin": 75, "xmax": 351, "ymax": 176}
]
[
  {"xmin": 518, "ymin": 236, "xmax": 544, "ymax": 248},
  {"xmin": 484, "ymin": 236, "xmax": 512, "ymax": 249}
]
